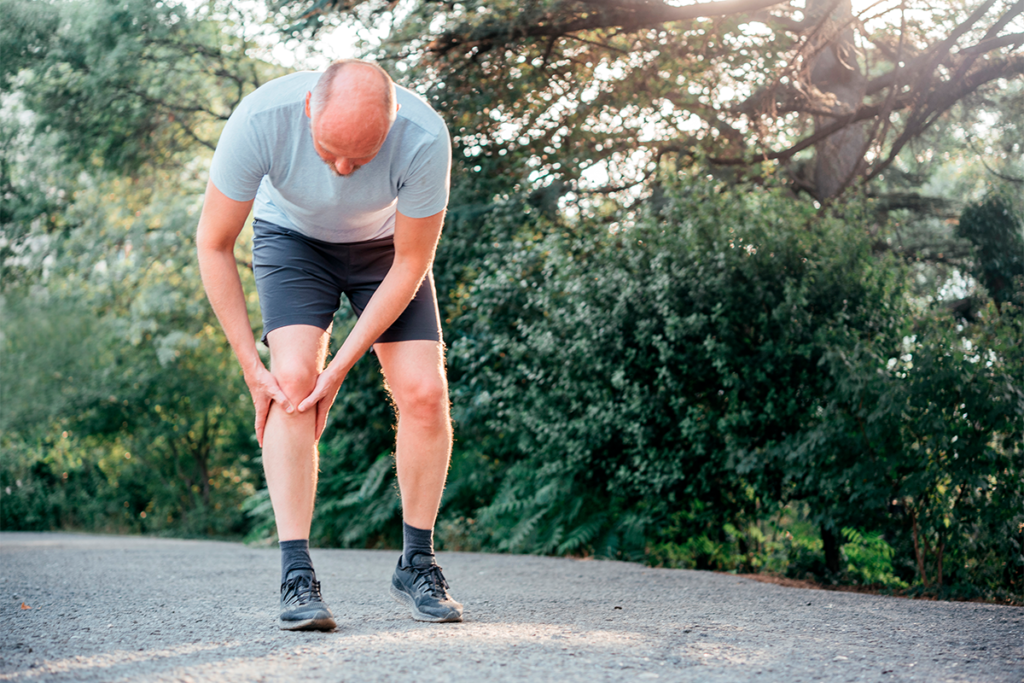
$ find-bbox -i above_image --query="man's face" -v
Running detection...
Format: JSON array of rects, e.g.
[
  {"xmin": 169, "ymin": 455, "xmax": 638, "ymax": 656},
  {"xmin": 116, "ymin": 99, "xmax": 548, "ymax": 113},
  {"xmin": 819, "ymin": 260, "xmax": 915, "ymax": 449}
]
[
  {"xmin": 309, "ymin": 120, "xmax": 382, "ymax": 177},
  {"xmin": 305, "ymin": 90, "xmax": 391, "ymax": 177}
]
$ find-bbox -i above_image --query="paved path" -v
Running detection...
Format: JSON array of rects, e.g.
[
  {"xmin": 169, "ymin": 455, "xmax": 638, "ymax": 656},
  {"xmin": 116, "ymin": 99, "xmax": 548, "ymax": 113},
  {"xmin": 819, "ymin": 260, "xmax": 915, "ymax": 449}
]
[{"xmin": 0, "ymin": 532, "xmax": 1020, "ymax": 682}]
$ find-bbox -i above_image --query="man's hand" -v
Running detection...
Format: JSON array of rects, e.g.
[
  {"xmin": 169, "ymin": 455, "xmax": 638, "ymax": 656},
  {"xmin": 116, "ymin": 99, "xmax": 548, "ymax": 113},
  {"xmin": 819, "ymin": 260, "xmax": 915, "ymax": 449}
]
[
  {"xmin": 197, "ymin": 181, "xmax": 277, "ymax": 443},
  {"xmin": 244, "ymin": 365, "xmax": 295, "ymax": 448},
  {"xmin": 298, "ymin": 366, "xmax": 347, "ymax": 441}
]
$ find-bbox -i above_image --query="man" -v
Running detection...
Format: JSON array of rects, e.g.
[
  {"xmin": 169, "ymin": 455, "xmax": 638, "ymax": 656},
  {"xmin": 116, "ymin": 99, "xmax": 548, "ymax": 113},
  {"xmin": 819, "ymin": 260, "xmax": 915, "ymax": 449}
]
[{"xmin": 196, "ymin": 59, "xmax": 461, "ymax": 631}]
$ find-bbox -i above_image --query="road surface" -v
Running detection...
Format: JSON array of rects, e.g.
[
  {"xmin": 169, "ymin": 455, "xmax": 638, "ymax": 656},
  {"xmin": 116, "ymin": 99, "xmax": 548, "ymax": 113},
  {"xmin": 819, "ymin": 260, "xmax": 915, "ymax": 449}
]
[{"xmin": 1, "ymin": 532, "xmax": 1020, "ymax": 682}]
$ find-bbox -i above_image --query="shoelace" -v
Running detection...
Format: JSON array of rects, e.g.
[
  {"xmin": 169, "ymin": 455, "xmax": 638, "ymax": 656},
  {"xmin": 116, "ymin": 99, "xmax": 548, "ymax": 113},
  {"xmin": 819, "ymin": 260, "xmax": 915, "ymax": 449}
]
[
  {"xmin": 412, "ymin": 562, "xmax": 450, "ymax": 598},
  {"xmin": 283, "ymin": 574, "xmax": 323, "ymax": 604}
]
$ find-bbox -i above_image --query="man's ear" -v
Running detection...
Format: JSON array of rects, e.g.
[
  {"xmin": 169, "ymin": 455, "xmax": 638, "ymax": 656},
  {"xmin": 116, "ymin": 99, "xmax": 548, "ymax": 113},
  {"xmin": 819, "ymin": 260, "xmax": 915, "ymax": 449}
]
[{"xmin": 305, "ymin": 92, "xmax": 313, "ymax": 118}]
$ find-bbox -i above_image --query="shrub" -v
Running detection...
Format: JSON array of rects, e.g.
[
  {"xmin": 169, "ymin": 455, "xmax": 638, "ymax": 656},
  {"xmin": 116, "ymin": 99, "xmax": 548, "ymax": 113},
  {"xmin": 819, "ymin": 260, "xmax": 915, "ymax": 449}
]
[{"xmin": 445, "ymin": 179, "xmax": 902, "ymax": 558}]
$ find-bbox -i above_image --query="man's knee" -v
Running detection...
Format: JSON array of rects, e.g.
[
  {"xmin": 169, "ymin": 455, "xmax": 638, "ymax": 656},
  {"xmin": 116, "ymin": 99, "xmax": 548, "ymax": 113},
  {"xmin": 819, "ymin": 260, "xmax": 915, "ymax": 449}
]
[
  {"xmin": 393, "ymin": 375, "xmax": 449, "ymax": 424},
  {"xmin": 272, "ymin": 361, "xmax": 319, "ymax": 405},
  {"xmin": 266, "ymin": 325, "xmax": 329, "ymax": 405}
]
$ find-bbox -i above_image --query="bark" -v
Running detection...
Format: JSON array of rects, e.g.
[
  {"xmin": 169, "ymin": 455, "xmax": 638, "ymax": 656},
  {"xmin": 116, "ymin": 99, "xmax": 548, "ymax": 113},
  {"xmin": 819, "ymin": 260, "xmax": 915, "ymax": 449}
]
[
  {"xmin": 191, "ymin": 414, "xmax": 213, "ymax": 507},
  {"xmin": 821, "ymin": 523, "xmax": 842, "ymax": 576},
  {"xmin": 426, "ymin": 0, "xmax": 790, "ymax": 55},
  {"xmin": 806, "ymin": 0, "xmax": 867, "ymax": 199},
  {"xmin": 911, "ymin": 508, "xmax": 929, "ymax": 586}
]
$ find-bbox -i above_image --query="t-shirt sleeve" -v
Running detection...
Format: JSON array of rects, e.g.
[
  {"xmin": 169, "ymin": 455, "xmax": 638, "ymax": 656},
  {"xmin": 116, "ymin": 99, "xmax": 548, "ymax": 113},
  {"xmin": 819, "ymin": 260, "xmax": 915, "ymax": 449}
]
[
  {"xmin": 208, "ymin": 104, "xmax": 269, "ymax": 202},
  {"xmin": 396, "ymin": 127, "xmax": 452, "ymax": 219}
]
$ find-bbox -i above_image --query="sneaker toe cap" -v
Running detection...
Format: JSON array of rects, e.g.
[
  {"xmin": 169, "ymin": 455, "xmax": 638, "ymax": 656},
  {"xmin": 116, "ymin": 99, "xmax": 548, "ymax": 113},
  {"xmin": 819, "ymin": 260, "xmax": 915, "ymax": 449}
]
[
  {"xmin": 420, "ymin": 599, "xmax": 463, "ymax": 620},
  {"xmin": 281, "ymin": 602, "xmax": 334, "ymax": 622}
]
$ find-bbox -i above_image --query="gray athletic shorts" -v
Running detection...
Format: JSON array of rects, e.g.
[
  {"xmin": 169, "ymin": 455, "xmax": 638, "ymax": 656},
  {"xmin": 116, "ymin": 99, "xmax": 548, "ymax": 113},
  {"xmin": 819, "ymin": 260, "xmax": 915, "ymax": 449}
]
[{"xmin": 251, "ymin": 219, "xmax": 442, "ymax": 346}]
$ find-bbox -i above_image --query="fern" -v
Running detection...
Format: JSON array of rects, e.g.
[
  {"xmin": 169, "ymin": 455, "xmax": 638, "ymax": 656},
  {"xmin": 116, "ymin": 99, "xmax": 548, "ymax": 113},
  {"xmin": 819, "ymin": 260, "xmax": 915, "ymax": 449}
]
[
  {"xmin": 556, "ymin": 512, "xmax": 607, "ymax": 555},
  {"xmin": 504, "ymin": 507, "xmax": 550, "ymax": 552}
]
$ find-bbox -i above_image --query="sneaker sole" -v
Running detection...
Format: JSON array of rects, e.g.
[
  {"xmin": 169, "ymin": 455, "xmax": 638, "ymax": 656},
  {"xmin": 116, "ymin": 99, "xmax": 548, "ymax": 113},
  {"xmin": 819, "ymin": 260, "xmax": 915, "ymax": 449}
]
[
  {"xmin": 278, "ymin": 616, "xmax": 337, "ymax": 631},
  {"xmin": 389, "ymin": 584, "xmax": 463, "ymax": 623}
]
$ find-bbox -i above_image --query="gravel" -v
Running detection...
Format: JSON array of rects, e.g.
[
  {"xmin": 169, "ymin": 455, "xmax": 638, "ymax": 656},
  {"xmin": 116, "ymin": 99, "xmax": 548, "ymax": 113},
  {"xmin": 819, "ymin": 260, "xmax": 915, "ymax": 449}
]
[{"xmin": 1, "ymin": 532, "xmax": 1020, "ymax": 682}]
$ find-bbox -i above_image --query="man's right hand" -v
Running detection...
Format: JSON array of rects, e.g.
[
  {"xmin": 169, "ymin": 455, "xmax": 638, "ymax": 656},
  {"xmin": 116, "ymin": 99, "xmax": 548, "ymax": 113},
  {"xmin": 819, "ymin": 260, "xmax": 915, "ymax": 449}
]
[{"xmin": 244, "ymin": 365, "xmax": 295, "ymax": 448}]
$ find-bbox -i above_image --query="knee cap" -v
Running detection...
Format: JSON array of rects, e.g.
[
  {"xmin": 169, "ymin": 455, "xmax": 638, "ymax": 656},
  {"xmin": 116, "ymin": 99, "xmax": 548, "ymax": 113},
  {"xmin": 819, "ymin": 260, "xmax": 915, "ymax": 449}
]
[
  {"xmin": 273, "ymin": 365, "xmax": 318, "ymax": 403},
  {"xmin": 398, "ymin": 379, "xmax": 449, "ymax": 420}
]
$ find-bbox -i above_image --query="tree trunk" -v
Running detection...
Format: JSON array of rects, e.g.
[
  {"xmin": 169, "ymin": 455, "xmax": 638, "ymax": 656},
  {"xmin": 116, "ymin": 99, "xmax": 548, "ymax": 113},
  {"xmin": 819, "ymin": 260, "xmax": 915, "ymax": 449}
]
[
  {"xmin": 821, "ymin": 523, "xmax": 842, "ymax": 576},
  {"xmin": 807, "ymin": 0, "xmax": 867, "ymax": 199},
  {"xmin": 910, "ymin": 509, "xmax": 930, "ymax": 587}
]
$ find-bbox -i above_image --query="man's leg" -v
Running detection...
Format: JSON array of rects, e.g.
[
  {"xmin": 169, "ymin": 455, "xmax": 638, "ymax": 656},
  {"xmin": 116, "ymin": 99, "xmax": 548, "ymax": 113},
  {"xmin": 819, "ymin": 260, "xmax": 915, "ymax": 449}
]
[
  {"xmin": 374, "ymin": 339, "xmax": 462, "ymax": 622},
  {"xmin": 263, "ymin": 323, "xmax": 336, "ymax": 631},
  {"xmin": 264, "ymin": 324, "xmax": 330, "ymax": 540},
  {"xmin": 373, "ymin": 339, "xmax": 452, "ymax": 530}
]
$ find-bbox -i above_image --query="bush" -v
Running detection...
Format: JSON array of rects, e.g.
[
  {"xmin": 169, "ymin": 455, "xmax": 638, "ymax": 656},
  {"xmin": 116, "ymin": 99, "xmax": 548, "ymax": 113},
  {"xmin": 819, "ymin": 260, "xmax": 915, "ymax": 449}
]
[
  {"xmin": 1, "ymin": 174, "xmax": 260, "ymax": 539},
  {"xmin": 796, "ymin": 298, "xmax": 1023, "ymax": 597},
  {"xmin": 443, "ymin": 179, "xmax": 901, "ymax": 558}
]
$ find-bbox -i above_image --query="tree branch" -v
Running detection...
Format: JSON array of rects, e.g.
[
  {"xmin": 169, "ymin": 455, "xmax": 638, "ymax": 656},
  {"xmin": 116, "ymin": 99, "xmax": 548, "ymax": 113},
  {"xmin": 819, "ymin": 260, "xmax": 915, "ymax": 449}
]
[
  {"xmin": 428, "ymin": 0, "xmax": 788, "ymax": 55},
  {"xmin": 866, "ymin": 54, "xmax": 1024, "ymax": 182},
  {"xmin": 711, "ymin": 52, "xmax": 1022, "ymax": 173}
]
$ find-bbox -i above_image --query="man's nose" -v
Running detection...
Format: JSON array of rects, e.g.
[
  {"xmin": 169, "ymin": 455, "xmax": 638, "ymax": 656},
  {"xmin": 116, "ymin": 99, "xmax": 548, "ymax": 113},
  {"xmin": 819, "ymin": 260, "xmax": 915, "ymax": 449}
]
[{"xmin": 335, "ymin": 159, "xmax": 353, "ymax": 175}]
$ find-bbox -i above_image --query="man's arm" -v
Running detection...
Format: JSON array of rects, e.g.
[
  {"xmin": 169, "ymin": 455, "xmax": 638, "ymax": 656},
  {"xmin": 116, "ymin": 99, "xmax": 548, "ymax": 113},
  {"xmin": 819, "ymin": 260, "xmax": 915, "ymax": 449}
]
[
  {"xmin": 196, "ymin": 180, "xmax": 294, "ymax": 445},
  {"xmin": 298, "ymin": 209, "xmax": 445, "ymax": 436}
]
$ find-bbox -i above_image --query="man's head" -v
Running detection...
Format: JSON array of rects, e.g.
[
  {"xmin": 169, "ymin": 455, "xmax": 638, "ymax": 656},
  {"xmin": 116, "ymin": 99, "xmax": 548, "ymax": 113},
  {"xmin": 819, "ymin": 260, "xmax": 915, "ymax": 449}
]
[{"xmin": 305, "ymin": 59, "xmax": 398, "ymax": 177}]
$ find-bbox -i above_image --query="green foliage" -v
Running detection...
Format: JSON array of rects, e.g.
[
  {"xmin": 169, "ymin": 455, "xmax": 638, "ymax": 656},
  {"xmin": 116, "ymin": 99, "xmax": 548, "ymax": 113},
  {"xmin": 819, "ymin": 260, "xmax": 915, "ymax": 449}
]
[
  {"xmin": 957, "ymin": 193, "xmax": 1024, "ymax": 305},
  {"xmin": 1, "ymin": 169, "xmax": 261, "ymax": 536},
  {"xmin": 1, "ymin": 0, "xmax": 280, "ymax": 171},
  {"xmin": 0, "ymin": 0, "xmax": 275, "ymax": 537},
  {"xmin": 233, "ymin": 170, "xmax": 1022, "ymax": 599},
  {"xmin": 794, "ymin": 298, "xmax": 1024, "ymax": 598},
  {"xmin": 647, "ymin": 508, "xmax": 908, "ymax": 589},
  {"xmin": 1, "ymin": 436, "xmax": 125, "ymax": 532},
  {"xmin": 443, "ymin": 179, "xmax": 898, "ymax": 558},
  {"xmin": 284, "ymin": 0, "xmax": 1024, "ymax": 211},
  {"xmin": 840, "ymin": 527, "xmax": 906, "ymax": 588}
]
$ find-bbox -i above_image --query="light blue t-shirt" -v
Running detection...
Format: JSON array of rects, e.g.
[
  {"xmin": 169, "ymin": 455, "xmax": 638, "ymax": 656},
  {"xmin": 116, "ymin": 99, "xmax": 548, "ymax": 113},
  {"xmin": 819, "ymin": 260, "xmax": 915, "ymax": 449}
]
[{"xmin": 209, "ymin": 71, "xmax": 451, "ymax": 243}]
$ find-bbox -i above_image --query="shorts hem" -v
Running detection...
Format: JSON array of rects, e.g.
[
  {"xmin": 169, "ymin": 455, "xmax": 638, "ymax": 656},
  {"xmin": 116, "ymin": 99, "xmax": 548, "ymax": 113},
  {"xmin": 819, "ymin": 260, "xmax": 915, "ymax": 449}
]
[
  {"xmin": 261, "ymin": 318, "xmax": 441, "ymax": 347},
  {"xmin": 260, "ymin": 315, "xmax": 335, "ymax": 346},
  {"xmin": 374, "ymin": 329, "xmax": 443, "ymax": 344}
]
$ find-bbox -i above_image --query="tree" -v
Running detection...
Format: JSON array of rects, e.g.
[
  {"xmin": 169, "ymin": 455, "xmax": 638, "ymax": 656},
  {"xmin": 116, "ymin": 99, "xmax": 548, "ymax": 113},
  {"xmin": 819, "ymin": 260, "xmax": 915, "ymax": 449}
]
[
  {"xmin": 0, "ymin": 0, "xmax": 279, "ymax": 535},
  {"xmin": 274, "ymin": 0, "xmax": 1023, "ymax": 201},
  {"xmin": 0, "ymin": 0, "xmax": 284, "ymax": 172}
]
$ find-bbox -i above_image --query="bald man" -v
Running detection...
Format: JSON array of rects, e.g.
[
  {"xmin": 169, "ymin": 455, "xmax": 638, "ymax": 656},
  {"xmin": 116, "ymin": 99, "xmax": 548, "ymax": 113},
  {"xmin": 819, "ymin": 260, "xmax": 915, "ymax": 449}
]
[{"xmin": 197, "ymin": 60, "xmax": 461, "ymax": 631}]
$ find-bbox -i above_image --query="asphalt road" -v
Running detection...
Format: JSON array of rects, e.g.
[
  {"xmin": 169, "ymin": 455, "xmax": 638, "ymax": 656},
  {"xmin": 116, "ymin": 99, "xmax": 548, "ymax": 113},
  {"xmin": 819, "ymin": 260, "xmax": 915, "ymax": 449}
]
[{"xmin": 1, "ymin": 532, "xmax": 1020, "ymax": 682}]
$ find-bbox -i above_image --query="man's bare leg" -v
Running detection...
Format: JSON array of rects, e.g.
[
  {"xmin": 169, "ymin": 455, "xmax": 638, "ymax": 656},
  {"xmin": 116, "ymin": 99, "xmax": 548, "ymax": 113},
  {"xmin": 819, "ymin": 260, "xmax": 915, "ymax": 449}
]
[
  {"xmin": 263, "ymin": 324, "xmax": 336, "ymax": 631},
  {"xmin": 374, "ymin": 339, "xmax": 461, "ymax": 622},
  {"xmin": 263, "ymin": 324, "xmax": 330, "ymax": 541},
  {"xmin": 374, "ymin": 340, "xmax": 452, "ymax": 530}
]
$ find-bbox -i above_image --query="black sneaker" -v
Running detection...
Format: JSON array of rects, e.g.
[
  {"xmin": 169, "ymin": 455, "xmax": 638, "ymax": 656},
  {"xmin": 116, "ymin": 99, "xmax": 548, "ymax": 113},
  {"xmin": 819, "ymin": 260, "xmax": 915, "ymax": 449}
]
[
  {"xmin": 279, "ymin": 569, "xmax": 337, "ymax": 631},
  {"xmin": 389, "ymin": 554, "xmax": 463, "ymax": 623}
]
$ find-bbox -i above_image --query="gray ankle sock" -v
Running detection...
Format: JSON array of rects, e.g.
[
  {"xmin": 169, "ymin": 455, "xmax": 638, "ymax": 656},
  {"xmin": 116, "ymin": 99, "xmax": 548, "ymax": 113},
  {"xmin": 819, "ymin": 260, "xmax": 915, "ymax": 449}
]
[
  {"xmin": 402, "ymin": 522, "xmax": 434, "ymax": 567},
  {"xmin": 280, "ymin": 539, "xmax": 313, "ymax": 582}
]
